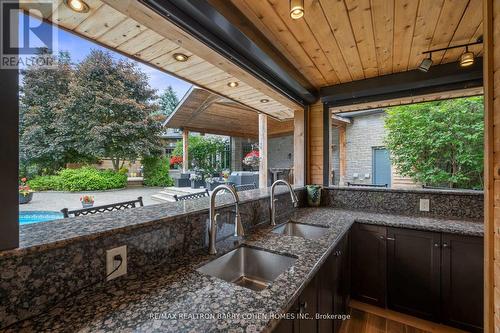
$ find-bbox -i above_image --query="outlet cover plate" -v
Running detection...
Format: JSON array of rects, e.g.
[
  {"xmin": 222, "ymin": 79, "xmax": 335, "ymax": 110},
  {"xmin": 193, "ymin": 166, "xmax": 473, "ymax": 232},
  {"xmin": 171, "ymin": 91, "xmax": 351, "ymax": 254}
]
[
  {"xmin": 419, "ymin": 199, "xmax": 430, "ymax": 212},
  {"xmin": 106, "ymin": 245, "xmax": 127, "ymax": 281}
]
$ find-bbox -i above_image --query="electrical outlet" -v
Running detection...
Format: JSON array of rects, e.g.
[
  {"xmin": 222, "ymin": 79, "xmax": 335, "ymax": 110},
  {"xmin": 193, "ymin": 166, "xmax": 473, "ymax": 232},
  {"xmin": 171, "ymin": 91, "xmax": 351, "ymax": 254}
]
[
  {"xmin": 106, "ymin": 245, "xmax": 127, "ymax": 281},
  {"xmin": 419, "ymin": 199, "xmax": 430, "ymax": 212}
]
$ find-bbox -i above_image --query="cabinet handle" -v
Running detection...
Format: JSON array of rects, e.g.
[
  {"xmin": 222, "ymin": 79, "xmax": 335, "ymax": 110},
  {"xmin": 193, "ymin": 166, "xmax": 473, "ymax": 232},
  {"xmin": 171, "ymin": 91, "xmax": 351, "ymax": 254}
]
[
  {"xmin": 298, "ymin": 301, "xmax": 307, "ymax": 313},
  {"xmin": 386, "ymin": 237, "xmax": 395, "ymax": 241},
  {"xmin": 379, "ymin": 235, "xmax": 386, "ymax": 240},
  {"xmin": 434, "ymin": 242, "xmax": 440, "ymax": 247},
  {"xmin": 442, "ymin": 242, "xmax": 449, "ymax": 248},
  {"xmin": 334, "ymin": 250, "xmax": 342, "ymax": 256}
]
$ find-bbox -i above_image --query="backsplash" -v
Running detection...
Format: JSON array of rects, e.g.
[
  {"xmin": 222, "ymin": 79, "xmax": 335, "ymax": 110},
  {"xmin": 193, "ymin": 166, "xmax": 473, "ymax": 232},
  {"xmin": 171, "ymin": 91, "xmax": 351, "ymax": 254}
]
[
  {"xmin": 323, "ymin": 186, "xmax": 483, "ymax": 221},
  {"xmin": 0, "ymin": 190, "xmax": 303, "ymax": 329}
]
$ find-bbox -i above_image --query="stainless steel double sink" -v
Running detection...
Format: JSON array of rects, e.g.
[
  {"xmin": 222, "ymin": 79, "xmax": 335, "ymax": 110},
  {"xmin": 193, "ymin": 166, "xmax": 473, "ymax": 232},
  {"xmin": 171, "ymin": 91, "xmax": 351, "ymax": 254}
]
[{"xmin": 196, "ymin": 221, "xmax": 329, "ymax": 291}]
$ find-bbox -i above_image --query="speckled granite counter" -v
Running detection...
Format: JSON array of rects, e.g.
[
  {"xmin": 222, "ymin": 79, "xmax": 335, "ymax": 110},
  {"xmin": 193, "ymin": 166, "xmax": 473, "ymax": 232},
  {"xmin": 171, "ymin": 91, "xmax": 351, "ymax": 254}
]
[
  {"xmin": 293, "ymin": 208, "xmax": 484, "ymax": 236},
  {"xmin": 4, "ymin": 207, "xmax": 482, "ymax": 332}
]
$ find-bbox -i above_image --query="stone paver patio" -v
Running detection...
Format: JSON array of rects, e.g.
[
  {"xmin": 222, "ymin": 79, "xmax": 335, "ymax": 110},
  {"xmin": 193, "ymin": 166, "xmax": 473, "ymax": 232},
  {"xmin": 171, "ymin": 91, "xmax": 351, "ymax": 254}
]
[{"xmin": 19, "ymin": 187, "xmax": 164, "ymax": 212}]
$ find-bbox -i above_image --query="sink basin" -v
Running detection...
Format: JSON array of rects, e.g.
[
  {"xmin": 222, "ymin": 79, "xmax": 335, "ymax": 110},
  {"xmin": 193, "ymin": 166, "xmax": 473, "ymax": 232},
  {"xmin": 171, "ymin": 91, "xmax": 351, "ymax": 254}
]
[
  {"xmin": 272, "ymin": 221, "xmax": 329, "ymax": 240},
  {"xmin": 196, "ymin": 246, "xmax": 296, "ymax": 291}
]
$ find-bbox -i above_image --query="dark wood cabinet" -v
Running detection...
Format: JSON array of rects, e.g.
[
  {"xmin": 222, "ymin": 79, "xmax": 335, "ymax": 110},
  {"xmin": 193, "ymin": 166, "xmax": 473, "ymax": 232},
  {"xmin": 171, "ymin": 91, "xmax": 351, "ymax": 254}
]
[
  {"xmin": 298, "ymin": 275, "xmax": 318, "ymax": 333},
  {"xmin": 332, "ymin": 234, "xmax": 349, "ymax": 333},
  {"xmin": 351, "ymin": 223, "xmax": 387, "ymax": 307},
  {"xmin": 274, "ymin": 233, "xmax": 350, "ymax": 333},
  {"xmin": 386, "ymin": 227, "xmax": 441, "ymax": 321},
  {"xmin": 275, "ymin": 222, "xmax": 483, "ymax": 333},
  {"xmin": 351, "ymin": 223, "xmax": 483, "ymax": 332},
  {"xmin": 441, "ymin": 234, "xmax": 483, "ymax": 333}
]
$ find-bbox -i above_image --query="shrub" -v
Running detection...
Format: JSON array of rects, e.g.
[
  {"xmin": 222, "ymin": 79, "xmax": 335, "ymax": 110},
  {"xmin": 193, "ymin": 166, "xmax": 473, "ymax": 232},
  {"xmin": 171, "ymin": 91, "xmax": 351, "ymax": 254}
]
[
  {"xmin": 28, "ymin": 167, "xmax": 127, "ymax": 191},
  {"xmin": 28, "ymin": 175, "xmax": 63, "ymax": 191},
  {"xmin": 142, "ymin": 156, "xmax": 174, "ymax": 187}
]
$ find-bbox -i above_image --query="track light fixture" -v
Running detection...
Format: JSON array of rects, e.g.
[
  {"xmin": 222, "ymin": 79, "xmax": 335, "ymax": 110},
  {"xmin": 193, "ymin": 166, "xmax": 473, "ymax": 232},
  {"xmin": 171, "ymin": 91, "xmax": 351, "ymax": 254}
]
[
  {"xmin": 418, "ymin": 53, "xmax": 433, "ymax": 72},
  {"xmin": 290, "ymin": 0, "xmax": 304, "ymax": 19},
  {"xmin": 459, "ymin": 46, "xmax": 475, "ymax": 67},
  {"xmin": 421, "ymin": 37, "xmax": 482, "ymax": 72}
]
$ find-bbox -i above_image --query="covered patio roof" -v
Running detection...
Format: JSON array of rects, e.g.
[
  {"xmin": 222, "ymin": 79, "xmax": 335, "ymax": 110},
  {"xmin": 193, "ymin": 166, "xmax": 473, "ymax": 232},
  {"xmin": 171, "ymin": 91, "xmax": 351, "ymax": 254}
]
[{"xmin": 164, "ymin": 87, "xmax": 294, "ymax": 138}]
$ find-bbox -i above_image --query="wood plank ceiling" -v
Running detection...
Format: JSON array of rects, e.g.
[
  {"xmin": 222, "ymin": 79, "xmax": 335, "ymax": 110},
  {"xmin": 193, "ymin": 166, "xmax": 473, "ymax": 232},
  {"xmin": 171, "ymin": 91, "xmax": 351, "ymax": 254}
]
[
  {"xmin": 230, "ymin": 0, "xmax": 484, "ymax": 88},
  {"xmin": 165, "ymin": 88, "xmax": 294, "ymax": 138},
  {"xmin": 20, "ymin": 0, "xmax": 300, "ymax": 120}
]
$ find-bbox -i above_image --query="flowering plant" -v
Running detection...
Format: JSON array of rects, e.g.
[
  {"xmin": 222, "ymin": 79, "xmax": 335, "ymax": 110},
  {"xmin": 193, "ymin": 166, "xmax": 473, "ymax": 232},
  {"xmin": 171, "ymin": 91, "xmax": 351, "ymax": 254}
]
[
  {"xmin": 189, "ymin": 173, "xmax": 202, "ymax": 181},
  {"xmin": 221, "ymin": 169, "xmax": 231, "ymax": 180},
  {"xmin": 80, "ymin": 195, "xmax": 94, "ymax": 204},
  {"xmin": 19, "ymin": 177, "xmax": 33, "ymax": 197},
  {"xmin": 170, "ymin": 155, "xmax": 183, "ymax": 167},
  {"xmin": 243, "ymin": 150, "xmax": 260, "ymax": 169}
]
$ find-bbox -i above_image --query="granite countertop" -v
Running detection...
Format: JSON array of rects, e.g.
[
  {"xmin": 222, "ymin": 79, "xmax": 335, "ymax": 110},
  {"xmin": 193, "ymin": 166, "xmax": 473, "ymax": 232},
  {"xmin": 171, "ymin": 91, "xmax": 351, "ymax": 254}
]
[
  {"xmin": 3, "ymin": 186, "xmax": 302, "ymax": 257},
  {"xmin": 5, "ymin": 208, "xmax": 482, "ymax": 332}
]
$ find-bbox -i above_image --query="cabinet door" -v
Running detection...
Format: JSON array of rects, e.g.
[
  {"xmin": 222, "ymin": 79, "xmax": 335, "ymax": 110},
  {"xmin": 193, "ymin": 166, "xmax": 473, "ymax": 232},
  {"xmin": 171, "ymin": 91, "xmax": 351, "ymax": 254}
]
[
  {"xmin": 318, "ymin": 253, "xmax": 334, "ymax": 333},
  {"xmin": 273, "ymin": 299, "xmax": 298, "ymax": 333},
  {"xmin": 441, "ymin": 234, "xmax": 483, "ymax": 333},
  {"xmin": 333, "ymin": 234, "xmax": 349, "ymax": 333},
  {"xmin": 298, "ymin": 275, "xmax": 318, "ymax": 333},
  {"xmin": 351, "ymin": 223, "xmax": 387, "ymax": 307},
  {"xmin": 387, "ymin": 227, "xmax": 441, "ymax": 321}
]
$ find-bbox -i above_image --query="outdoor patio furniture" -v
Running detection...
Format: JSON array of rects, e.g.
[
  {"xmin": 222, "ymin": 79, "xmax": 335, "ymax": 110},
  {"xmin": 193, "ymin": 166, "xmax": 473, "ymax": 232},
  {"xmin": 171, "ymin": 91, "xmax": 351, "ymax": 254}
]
[
  {"xmin": 347, "ymin": 182, "xmax": 388, "ymax": 188},
  {"xmin": 269, "ymin": 168, "xmax": 292, "ymax": 184},
  {"xmin": 173, "ymin": 172, "xmax": 191, "ymax": 187},
  {"xmin": 61, "ymin": 197, "xmax": 144, "ymax": 218},
  {"xmin": 173, "ymin": 189, "xmax": 210, "ymax": 201},
  {"xmin": 235, "ymin": 183, "xmax": 257, "ymax": 192},
  {"xmin": 228, "ymin": 171, "xmax": 259, "ymax": 186}
]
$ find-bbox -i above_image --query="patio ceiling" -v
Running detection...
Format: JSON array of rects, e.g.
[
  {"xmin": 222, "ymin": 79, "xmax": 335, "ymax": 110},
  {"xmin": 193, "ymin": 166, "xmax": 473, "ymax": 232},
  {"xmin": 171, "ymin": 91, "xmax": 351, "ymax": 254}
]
[
  {"xmin": 228, "ymin": 0, "xmax": 483, "ymax": 87},
  {"xmin": 20, "ymin": 0, "xmax": 302, "ymax": 120},
  {"xmin": 164, "ymin": 87, "xmax": 294, "ymax": 138}
]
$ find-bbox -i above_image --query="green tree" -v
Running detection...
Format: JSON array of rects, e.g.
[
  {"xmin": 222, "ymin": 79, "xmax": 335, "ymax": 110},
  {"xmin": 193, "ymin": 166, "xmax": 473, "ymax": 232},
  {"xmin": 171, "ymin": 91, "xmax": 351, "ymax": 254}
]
[
  {"xmin": 172, "ymin": 135, "xmax": 228, "ymax": 173},
  {"xmin": 158, "ymin": 86, "xmax": 179, "ymax": 117},
  {"xmin": 62, "ymin": 50, "xmax": 162, "ymax": 171},
  {"xmin": 384, "ymin": 97, "xmax": 484, "ymax": 189},
  {"xmin": 19, "ymin": 49, "xmax": 73, "ymax": 175}
]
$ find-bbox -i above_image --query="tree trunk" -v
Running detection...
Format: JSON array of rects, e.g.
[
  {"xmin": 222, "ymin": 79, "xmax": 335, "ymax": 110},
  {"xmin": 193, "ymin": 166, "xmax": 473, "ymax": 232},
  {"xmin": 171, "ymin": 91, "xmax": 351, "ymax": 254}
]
[{"xmin": 111, "ymin": 158, "xmax": 120, "ymax": 171}]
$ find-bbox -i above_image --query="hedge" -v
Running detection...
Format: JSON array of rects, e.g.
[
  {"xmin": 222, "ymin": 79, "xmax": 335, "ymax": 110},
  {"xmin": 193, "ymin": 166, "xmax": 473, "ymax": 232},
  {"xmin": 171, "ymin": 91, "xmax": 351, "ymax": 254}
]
[
  {"xmin": 28, "ymin": 167, "xmax": 127, "ymax": 191},
  {"xmin": 142, "ymin": 156, "xmax": 174, "ymax": 187}
]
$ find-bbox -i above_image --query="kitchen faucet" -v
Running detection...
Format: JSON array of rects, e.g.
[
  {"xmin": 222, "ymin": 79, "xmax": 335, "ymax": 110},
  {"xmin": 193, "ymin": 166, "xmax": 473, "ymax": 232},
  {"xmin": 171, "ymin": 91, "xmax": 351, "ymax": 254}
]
[
  {"xmin": 208, "ymin": 184, "xmax": 244, "ymax": 255},
  {"xmin": 270, "ymin": 180, "xmax": 298, "ymax": 226}
]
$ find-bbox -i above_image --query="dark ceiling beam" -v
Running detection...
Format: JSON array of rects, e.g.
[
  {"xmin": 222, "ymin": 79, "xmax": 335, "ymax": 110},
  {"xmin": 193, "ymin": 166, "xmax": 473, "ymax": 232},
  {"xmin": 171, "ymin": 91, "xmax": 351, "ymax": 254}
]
[
  {"xmin": 320, "ymin": 59, "xmax": 483, "ymax": 107},
  {"xmin": 140, "ymin": 0, "xmax": 318, "ymax": 107}
]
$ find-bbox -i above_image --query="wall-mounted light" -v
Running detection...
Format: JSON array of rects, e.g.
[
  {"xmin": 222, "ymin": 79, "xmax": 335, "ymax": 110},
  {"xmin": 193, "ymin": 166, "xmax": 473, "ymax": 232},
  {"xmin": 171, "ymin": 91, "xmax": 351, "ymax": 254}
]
[
  {"xmin": 64, "ymin": 0, "xmax": 89, "ymax": 13},
  {"xmin": 173, "ymin": 53, "xmax": 189, "ymax": 62},
  {"xmin": 290, "ymin": 0, "xmax": 304, "ymax": 19},
  {"xmin": 459, "ymin": 47, "xmax": 475, "ymax": 67},
  {"xmin": 418, "ymin": 53, "xmax": 433, "ymax": 72},
  {"xmin": 260, "ymin": 99, "xmax": 269, "ymax": 103},
  {"xmin": 227, "ymin": 81, "xmax": 239, "ymax": 88}
]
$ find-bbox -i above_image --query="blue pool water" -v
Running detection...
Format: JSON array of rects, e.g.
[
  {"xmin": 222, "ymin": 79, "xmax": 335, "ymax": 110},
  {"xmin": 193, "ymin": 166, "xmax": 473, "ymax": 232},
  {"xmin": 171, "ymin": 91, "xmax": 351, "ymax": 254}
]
[{"xmin": 19, "ymin": 211, "xmax": 64, "ymax": 225}]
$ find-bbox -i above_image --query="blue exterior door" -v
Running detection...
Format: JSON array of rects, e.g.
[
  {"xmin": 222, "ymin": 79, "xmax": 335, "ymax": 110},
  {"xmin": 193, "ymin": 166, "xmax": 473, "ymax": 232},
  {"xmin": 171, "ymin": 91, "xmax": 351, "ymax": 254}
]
[{"xmin": 373, "ymin": 148, "xmax": 391, "ymax": 186}]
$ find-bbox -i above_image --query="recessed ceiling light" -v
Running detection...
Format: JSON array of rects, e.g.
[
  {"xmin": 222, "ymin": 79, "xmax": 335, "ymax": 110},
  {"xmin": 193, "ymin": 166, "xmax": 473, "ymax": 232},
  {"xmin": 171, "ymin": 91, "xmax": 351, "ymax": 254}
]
[
  {"xmin": 260, "ymin": 99, "xmax": 269, "ymax": 103},
  {"xmin": 64, "ymin": 0, "xmax": 89, "ymax": 13},
  {"xmin": 173, "ymin": 53, "xmax": 189, "ymax": 62},
  {"xmin": 459, "ymin": 47, "xmax": 475, "ymax": 67},
  {"xmin": 227, "ymin": 81, "xmax": 239, "ymax": 88},
  {"xmin": 290, "ymin": 0, "xmax": 304, "ymax": 19}
]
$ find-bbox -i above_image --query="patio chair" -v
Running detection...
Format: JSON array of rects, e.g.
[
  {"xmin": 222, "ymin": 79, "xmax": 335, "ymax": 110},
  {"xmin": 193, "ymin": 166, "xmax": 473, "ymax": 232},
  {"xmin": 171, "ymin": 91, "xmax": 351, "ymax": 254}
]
[
  {"xmin": 61, "ymin": 197, "xmax": 144, "ymax": 218},
  {"xmin": 173, "ymin": 189, "xmax": 210, "ymax": 201},
  {"xmin": 235, "ymin": 183, "xmax": 257, "ymax": 192}
]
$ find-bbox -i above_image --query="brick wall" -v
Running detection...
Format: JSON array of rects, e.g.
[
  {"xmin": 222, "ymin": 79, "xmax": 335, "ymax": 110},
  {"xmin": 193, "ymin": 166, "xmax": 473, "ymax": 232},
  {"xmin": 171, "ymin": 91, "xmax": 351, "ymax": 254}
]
[{"xmin": 345, "ymin": 112, "xmax": 386, "ymax": 184}]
